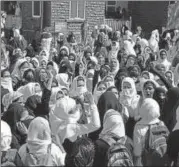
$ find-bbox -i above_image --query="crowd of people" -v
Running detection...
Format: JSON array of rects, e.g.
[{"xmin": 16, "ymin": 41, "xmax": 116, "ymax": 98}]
[{"xmin": 1, "ymin": 21, "xmax": 179, "ymax": 166}]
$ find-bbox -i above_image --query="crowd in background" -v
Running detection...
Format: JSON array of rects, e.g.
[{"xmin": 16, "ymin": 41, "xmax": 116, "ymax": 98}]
[{"xmin": 1, "ymin": 17, "xmax": 179, "ymax": 166}]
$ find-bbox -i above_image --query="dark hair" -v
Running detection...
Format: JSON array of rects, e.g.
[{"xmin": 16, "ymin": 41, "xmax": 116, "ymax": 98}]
[
  {"xmin": 143, "ymin": 81, "xmax": 156, "ymax": 89},
  {"xmin": 65, "ymin": 137, "xmax": 95, "ymax": 167},
  {"xmin": 47, "ymin": 61, "xmax": 54, "ymax": 67},
  {"xmin": 106, "ymin": 86, "xmax": 118, "ymax": 92},
  {"xmin": 134, "ymin": 44, "xmax": 142, "ymax": 55}
]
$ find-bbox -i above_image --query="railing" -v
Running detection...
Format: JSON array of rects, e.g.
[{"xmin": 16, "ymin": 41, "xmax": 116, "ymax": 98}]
[{"xmin": 104, "ymin": 18, "xmax": 132, "ymax": 31}]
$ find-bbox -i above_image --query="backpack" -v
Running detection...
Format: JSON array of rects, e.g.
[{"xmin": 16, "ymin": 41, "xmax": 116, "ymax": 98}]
[
  {"xmin": 24, "ymin": 144, "xmax": 55, "ymax": 166},
  {"xmin": 103, "ymin": 135, "xmax": 134, "ymax": 166},
  {"xmin": 142, "ymin": 121, "xmax": 169, "ymax": 166},
  {"xmin": 1, "ymin": 149, "xmax": 17, "ymax": 166}
]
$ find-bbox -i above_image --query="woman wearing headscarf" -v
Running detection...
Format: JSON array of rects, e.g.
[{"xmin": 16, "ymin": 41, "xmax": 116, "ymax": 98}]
[
  {"xmin": 22, "ymin": 68, "xmax": 36, "ymax": 84},
  {"xmin": 1, "ymin": 120, "xmax": 23, "ymax": 166},
  {"xmin": 17, "ymin": 82, "xmax": 42, "ymax": 103},
  {"xmin": 161, "ymin": 87, "xmax": 179, "ymax": 132},
  {"xmin": 120, "ymin": 77, "xmax": 141, "ymax": 138},
  {"xmin": 70, "ymin": 75, "xmax": 88, "ymax": 97},
  {"xmin": 89, "ymin": 91, "xmax": 122, "ymax": 141},
  {"xmin": 174, "ymin": 63, "xmax": 179, "ymax": 87},
  {"xmin": 49, "ymin": 93, "xmax": 100, "ymax": 147},
  {"xmin": 39, "ymin": 56, "xmax": 48, "ymax": 69},
  {"xmin": 31, "ymin": 57, "xmax": 40, "ymax": 69},
  {"xmin": 165, "ymin": 70, "xmax": 176, "ymax": 87},
  {"xmin": 167, "ymin": 105, "xmax": 179, "ymax": 166},
  {"xmin": 94, "ymin": 109, "xmax": 131, "ymax": 167},
  {"xmin": 18, "ymin": 117, "xmax": 66, "ymax": 166},
  {"xmin": 159, "ymin": 49, "xmax": 171, "ymax": 72},
  {"xmin": 102, "ymin": 75, "xmax": 115, "ymax": 89},
  {"xmin": 133, "ymin": 98, "xmax": 168, "ymax": 166},
  {"xmin": 2, "ymin": 101, "xmax": 33, "ymax": 149},
  {"xmin": 141, "ymin": 71, "xmax": 155, "ymax": 80},
  {"xmin": 109, "ymin": 58, "xmax": 120, "ymax": 77},
  {"xmin": 25, "ymin": 95, "xmax": 41, "ymax": 117},
  {"xmin": 1, "ymin": 69, "xmax": 13, "ymax": 92},
  {"xmin": 11, "ymin": 58, "xmax": 30, "ymax": 91},
  {"xmin": 86, "ymin": 69, "xmax": 95, "ymax": 93},
  {"xmin": 153, "ymin": 87, "xmax": 167, "ymax": 119}
]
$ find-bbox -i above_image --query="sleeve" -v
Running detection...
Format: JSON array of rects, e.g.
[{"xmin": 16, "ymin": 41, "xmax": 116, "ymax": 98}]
[
  {"xmin": 76, "ymin": 104, "xmax": 101, "ymax": 136},
  {"xmin": 133, "ymin": 125, "xmax": 143, "ymax": 157},
  {"xmin": 92, "ymin": 71, "xmax": 99, "ymax": 93}
]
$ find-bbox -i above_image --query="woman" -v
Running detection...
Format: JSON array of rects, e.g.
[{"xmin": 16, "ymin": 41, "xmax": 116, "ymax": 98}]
[
  {"xmin": 39, "ymin": 57, "xmax": 48, "ymax": 69},
  {"xmin": 11, "ymin": 59, "xmax": 30, "ymax": 91},
  {"xmin": 102, "ymin": 75, "xmax": 115, "ymax": 88},
  {"xmin": 167, "ymin": 105, "xmax": 179, "ymax": 166},
  {"xmin": 49, "ymin": 93, "xmax": 100, "ymax": 146},
  {"xmin": 25, "ymin": 95, "xmax": 41, "ymax": 117},
  {"xmin": 165, "ymin": 70, "xmax": 175, "ymax": 87},
  {"xmin": 125, "ymin": 54, "xmax": 137, "ymax": 68},
  {"xmin": 2, "ymin": 102, "xmax": 34, "ymax": 149},
  {"xmin": 161, "ymin": 87, "xmax": 179, "ymax": 132},
  {"xmin": 133, "ymin": 98, "xmax": 168, "ymax": 166},
  {"xmin": 31, "ymin": 57, "xmax": 39, "ymax": 69},
  {"xmin": 86, "ymin": 69, "xmax": 95, "ymax": 93},
  {"xmin": 89, "ymin": 91, "xmax": 122, "ymax": 141},
  {"xmin": 159, "ymin": 49, "xmax": 171, "ymax": 72},
  {"xmin": 109, "ymin": 58, "xmax": 120, "ymax": 77},
  {"xmin": 93, "ymin": 81, "xmax": 107, "ymax": 105},
  {"xmin": 17, "ymin": 82, "xmax": 42, "ymax": 103},
  {"xmin": 153, "ymin": 87, "xmax": 167, "ymax": 118},
  {"xmin": 174, "ymin": 63, "xmax": 179, "ymax": 87},
  {"xmin": 22, "ymin": 68, "xmax": 36, "ymax": 84},
  {"xmin": 1, "ymin": 120, "xmax": 23, "ymax": 166},
  {"xmin": 1, "ymin": 69, "xmax": 13, "ymax": 92},
  {"xmin": 141, "ymin": 71, "xmax": 154, "ymax": 80},
  {"xmin": 70, "ymin": 75, "xmax": 88, "ymax": 97},
  {"xmin": 18, "ymin": 117, "xmax": 66, "ymax": 166},
  {"xmin": 94, "ymin": 109, "xmax": 128, "ymax": 167}
]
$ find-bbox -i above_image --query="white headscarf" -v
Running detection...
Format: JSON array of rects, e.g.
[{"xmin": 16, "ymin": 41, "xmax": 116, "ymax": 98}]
[
  {"xmin": 17, "ymin": 82, "xmax": 42, "ymax": 102},
  {"xmin": 173, "ymin": 105, "xmax": 179, "ymax": 131},
  {"xmin": 1, "ymin": 76, "xmax": 13, "ymax": 92},
  {"xmin": 120, "ymin": 77, "xmax": 138, "ymax": 106},
  {"xmin": 49, "ymin": 96, "xmax": 81, "ymax": 145},
  {"xmin": 1, "ymin": 120, "xmax": 12, "ymax": 151},
  {"xmin": 159, "ymin": 49, "xmax": 171, "ymax": 71},
  {"xmin": 27, "ymin": 117, "xmax": 52, "ymax": 154},
  {"xmin": 31, "ymin": 57, "xmax": 40, "ymax": 68},
  {"xmin": 60, "ymin": 46, "xmax": 69, "ymax": 56},
  {"xmin": 102, "ymin": 75, "xmax": 115, "ymax": 89},
  {"xmin": 70, "ymin": 76, "xmax": 87, "ymax": 97},
  {"xmin": 141, "ymin": 71, "xmax": 155, "ymax": 80},
  {"xmin": 123, "ymin": 40, "xmax": 136, "ymax": 56},
  {"xmin": 99, "ymin": 109, "xmax": 125, "ymax": 139},
  {"xmin": 138, "ymin": 98, "xmax": 160, "ymax": 125},
  {"xmin": 148, "ymin": 29, "xmax": 159, "ymax": 53},
  {"xmin": 56, "ymin": 73, "xmax": 70, "ymax": 89},
  {"xmin": 174, "ymin": 63, "xmax": 179, "ymax": 86},
  {"xmin": 109, "ymin": 58, "xmax": 120, "ymax": 77},
  {"xmin": 2, "ymin": 91, "xmax": 23, "ymax": 112},
  {"xmin": 165, "ymin": 70, "xmax": 176, "ymax": 87}
]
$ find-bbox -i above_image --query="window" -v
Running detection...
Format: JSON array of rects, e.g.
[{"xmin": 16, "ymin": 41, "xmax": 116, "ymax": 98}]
[
  {"xmin": 70, "ymin": 1, "xmax": 85, "ymax": 19},
  {"xmin": 32, "ymin": 1, "xmax": 41, "ymax": 17},
  {"xmin": 105, "ymin": 1, "xmax": 117, "ymax": 18}
]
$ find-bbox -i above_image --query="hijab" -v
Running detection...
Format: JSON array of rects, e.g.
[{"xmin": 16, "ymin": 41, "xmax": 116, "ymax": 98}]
[
  {"xmin": 148, "ymin": 29, "xmax": 159, "ymax": 53},
  {"xmin": 174, "ymin": 63, "xmax": 179, "ymax": 86},
  {"xmin": 141, "ymin": 71, "xmax": 155, "ymax": 80},
  {"xmin": 56, "ymin": 73, "xmax": 70, "ymax": 89},
  {"xmin": 165, "ymin": 70, "xmax": 175, "ymax": 87},
  {"xmin": 99, "ymin": 109, "xmax": 125, "ymax": 139},
  {"xmin": 25, "ymin": 95, "xmax": 41, "ymax": 117},
  {"xmin": 49, "ymin": 96, "xmax": 81, "ymax": 145},
  {"xmin": 2, "ymin": 91, "xmax": 23, "ymax": 112},
  {"xmin": 1, "ymin": 76, "xmax": 13, "ymax": 93},
  {"xmin": 1, "ymin": 120, "xmax": 12, "ymax": 151},
  {"xmin": 27, "ymin": 117, "xmax": 52, "ymax": 154},
  {"xmin": 86, "ymin": 69, "xmax": 95, "ymax": 93},
  {"xmin": 138, "ymin": 98, "xmax": 160, "ymax": 125},
  {"xmin": 17, "ymin": 82, "xmax": 42, "ymax": 102},
  {"xmin": 102, "ymin": 75, "xmax": 115, "ymax": 88},
  {"xmin": 70, "ymin": 76, "xmax": 87, "ymax": 97},
  {"xmin": 109, "ymin": 58, "xmax": 120, "ymax": 77},
  {"xmin": 120, "ymin": 77, "xmax": 138, "ymax": 106},
  {"xmin": 31, "ymin": 57, "xmax": 40, "ymax": 68},
  {"xmin": 162, "ymin": 87, "xmax": 179, "ymax": 131},
  {"xmin": 159, "ymin": 49, "xmax": 171, "ymax": 71},
  {"xmin": 123, "ymin": 40, "xmax": 136, "ymax": 56}
]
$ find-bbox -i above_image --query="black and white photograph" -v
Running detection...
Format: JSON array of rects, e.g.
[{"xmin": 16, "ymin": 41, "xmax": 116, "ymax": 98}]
[{"xmin": 1, "ymin": 0, "xmax": 179, "ymax": 166}]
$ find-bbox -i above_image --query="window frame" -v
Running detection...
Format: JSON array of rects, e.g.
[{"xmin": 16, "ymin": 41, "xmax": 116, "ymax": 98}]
[
  {"xmin": 105, "ymin": 1, "xmax": 117, "ymax": 18},
  {"xmin": 69, "ymin": 1, "xmax": 86, "ymax": 19},
  {"xmin": 32, "ymin": 1, "xmax": 41, "ymax": 18}
]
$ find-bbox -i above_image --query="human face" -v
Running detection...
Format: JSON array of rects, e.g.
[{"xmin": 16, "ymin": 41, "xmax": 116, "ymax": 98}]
[
  {"xmin": 105, "ymin": 76, "xmax": 113, "ymax": 83},
  {"xmin": 35, "ymin": 84, "xmax": 41, "ymax": 93},
  {"xmin": 158, "ymin": 92, "xmax": 166, "ymax": 100},
  {"xmin": 160, "ymin": 51, "xmax": 167, "ymax": 60},
  {"xmin": 111, "ymin": 88, "xmax": 119, "ymax": 99},
  {"xmin": 143, "ymin": 82, "xmax": 155, "ymax": 98},
  {"xmin": 123, "ymin": 81, "xmax": 132, "ymax": 90},
  {"xmin": 32, "ymin": 60, "xmax": 38, "ymax": 68},
  {"xmin": 69, "ymin": 55, "xmax": 75, "ymax": 61},
  {"xmin": 111, "ymin": 59, "xmax": 118, "ymax": 70},
  {"xmin": 77, "ymin": 79, "xmax": 85, "ymax": 87},
  {"xmin": 165, "ymin": 72, "xmax": 172, "ymax": 81},
  {"xmin": 41, "ymin": 60, "xmax": 47, "ymax": 68},
  {"xmin": 20, "ymin": 62, "xmax": 29, "ymax": 77},
  {"xmin": 3, "ymin": 71, "xmax": 10, "ymax": 78},
  {"xmin": 97, "ymin": 83, "xmax": 106, "ymax": 91},
  {"xmin": 56, "ymin": 91, "xmax": 64, "ymax": 100},
  {"xmin": 98, "ymin": 54, "xmax": 105, "ymax": 66},
  {"xmin": 17, "ymin": 96, "xmax": 24, "ymax": 106},
  {"xmin": 40, "ymin": 69, "xmax": 48, "ymax": 82},
  {"xmin": 40, "ymin": 51, "xmax": 46, "ymax": 57},
  {"xmin": 62, "ymin": 88, "xmax": 68, "ymax": 96},
  {"xmin": 85, "ymin": 52, "xmax": 92, "ymax": 61},
  {"xmin": 126, "ymin": 57, "xmax": 135, "ymax": 67}
]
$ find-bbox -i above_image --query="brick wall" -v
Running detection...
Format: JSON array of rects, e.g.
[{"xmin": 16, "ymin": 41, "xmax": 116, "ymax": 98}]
[{"xmin": 130, "ymin": 1, "xmax": 169, "ymax": 38}]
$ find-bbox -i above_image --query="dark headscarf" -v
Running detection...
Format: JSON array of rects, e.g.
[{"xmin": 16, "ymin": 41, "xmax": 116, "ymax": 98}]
[
  {"xmin": 153, "ymin": 87, "xmax": 167, "ymax": 117},
  {"xmin": 162, "ymin": 87, "xmax": 179, "ymax": 131},
  {"xmin": 89, "ymin": 91, "xmax": 122, "ymax": 141},
  {"xmin": 25, "ymin": 95, "xmax": 41, "ymax": 117}
]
